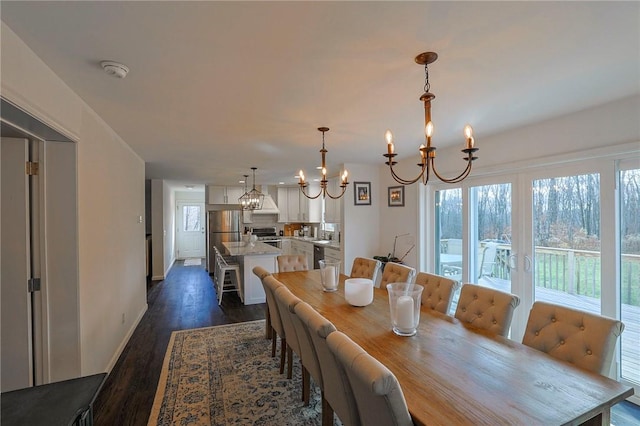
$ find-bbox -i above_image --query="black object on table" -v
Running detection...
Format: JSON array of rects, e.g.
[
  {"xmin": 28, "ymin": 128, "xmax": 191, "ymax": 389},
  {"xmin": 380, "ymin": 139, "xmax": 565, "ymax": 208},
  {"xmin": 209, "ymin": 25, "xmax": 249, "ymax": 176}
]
[{"xmin": 1, "ymin": 373, "xmax": 107, "ymax": 426}]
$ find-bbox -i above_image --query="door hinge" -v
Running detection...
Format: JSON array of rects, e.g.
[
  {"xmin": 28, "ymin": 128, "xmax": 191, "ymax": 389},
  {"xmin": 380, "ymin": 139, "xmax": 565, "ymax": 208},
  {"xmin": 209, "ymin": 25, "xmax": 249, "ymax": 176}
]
[
  {"xmin": 28, "ymin": 278, "xmax": 41, "ymax": 292},
  {"xmin": 26, "ymin": 161, "xmax": 39, "ymax": 176}
]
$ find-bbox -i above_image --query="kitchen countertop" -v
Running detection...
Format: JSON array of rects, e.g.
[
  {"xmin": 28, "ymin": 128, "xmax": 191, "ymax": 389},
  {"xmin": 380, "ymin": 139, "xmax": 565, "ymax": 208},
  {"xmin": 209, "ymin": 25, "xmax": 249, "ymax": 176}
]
[
  {"xmin": 223, "ymin": 241, "xmax": 282, "ymax": 256},
  {"xmin": 285, "ymin": 236, "xmax": 341, "ymax": 250}
]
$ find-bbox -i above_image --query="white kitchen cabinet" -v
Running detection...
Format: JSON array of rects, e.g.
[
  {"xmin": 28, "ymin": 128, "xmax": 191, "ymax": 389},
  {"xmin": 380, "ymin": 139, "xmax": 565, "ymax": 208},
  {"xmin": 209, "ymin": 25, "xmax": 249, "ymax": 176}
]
[
  {"xmin": 278, "ymin": 185, "xmax": 321, "ymax": 223},
  {"xmin": 280, "ymin": 239, "xmax": 292, "ymax": 255},
  {"xmin": 290, "ymin": 240, "xmax": 314, "ymax": 268},
  {"xmin": 324, "ymin": 246, "xmax": 341, "ymax": 262},
  {"xmin": 207, "ymin": 185, "xmax": 244, "ymax": 204},
  {"xmin": 324, "ymin": 178, "xmax": 342, "ymax": 223}
]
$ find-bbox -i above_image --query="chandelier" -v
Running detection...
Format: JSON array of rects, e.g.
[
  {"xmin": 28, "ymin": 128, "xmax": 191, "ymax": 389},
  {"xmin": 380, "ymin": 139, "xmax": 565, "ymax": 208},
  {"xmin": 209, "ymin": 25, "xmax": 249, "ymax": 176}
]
[
  {"xmin": 383, "ymin": 51, "xmax": 479, "ymax": 185},
  {"xmin": 298, "ymin": 127, "xmax": 349, "ymax": 199},
  {"xmin": 238, "ymin": 167, "xmax": 265, "ymax": 210}
]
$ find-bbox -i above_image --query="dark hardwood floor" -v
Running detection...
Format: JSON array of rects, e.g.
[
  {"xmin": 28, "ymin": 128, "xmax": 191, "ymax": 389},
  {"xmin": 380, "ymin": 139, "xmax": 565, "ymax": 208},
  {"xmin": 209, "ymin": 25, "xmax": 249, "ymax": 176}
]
[
  {"xmin": 93, "ymin": 260, "xmax": 640, "ymax": 425},
  {"xmin": 92, "ymin": 260, "xmax": 264, "ymax": 426}
]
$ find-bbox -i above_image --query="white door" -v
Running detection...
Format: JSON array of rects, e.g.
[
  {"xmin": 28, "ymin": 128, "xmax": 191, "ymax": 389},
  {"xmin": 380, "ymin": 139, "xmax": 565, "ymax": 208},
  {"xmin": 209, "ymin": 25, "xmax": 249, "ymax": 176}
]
[
  {"xmin": 176, "ymin": 202, "xmax": 205, "ymax": 259},
  {"xmin": 1, "ymin": 137, "xmax": 33, "ymax": 391}
]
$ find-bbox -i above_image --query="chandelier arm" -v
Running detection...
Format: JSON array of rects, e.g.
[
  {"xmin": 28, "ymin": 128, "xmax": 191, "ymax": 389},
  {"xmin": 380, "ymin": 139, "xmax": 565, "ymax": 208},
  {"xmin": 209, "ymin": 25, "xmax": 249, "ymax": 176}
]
[
  {"xmin": 299, "ymin": 184, "xmax": 323, "ymax": 200},
  {"xmin": 389, "ymin": 162, "xmax": 426, "ymax": 185},
  {"xmin": 429, "ymin": 157, "xmax": 473, "ymax": 184},
  {"xmin": 325, "ymin": 184, "xmax": 348, "ymax": 199}
]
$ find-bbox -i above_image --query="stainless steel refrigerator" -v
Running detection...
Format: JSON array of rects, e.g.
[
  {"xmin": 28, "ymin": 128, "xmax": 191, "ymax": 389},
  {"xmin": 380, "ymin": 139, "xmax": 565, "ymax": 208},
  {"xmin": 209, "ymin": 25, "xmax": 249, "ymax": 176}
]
[{"xmin": 207, "ymin": 208, "xmax": 242, "ymax": 272}]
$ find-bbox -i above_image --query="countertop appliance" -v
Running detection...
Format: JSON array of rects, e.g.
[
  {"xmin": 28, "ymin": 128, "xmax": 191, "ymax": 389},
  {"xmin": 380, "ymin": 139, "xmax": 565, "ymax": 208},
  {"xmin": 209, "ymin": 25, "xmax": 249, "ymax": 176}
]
[
  {"xmin": 207, "ymin": 208, "xmax": 242, "ymax": 272},
  {"xmin": 251, "ymin": 227, "xmax": 281, "ymax": 248}
]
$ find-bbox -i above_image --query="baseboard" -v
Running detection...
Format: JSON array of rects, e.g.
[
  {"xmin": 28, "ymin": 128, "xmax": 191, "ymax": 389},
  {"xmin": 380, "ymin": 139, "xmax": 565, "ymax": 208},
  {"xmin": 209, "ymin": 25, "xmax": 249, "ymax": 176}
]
[
  {"xmin": 104, "ymin": 303, "xmax": 148, "ymax": 374},
  {"xmin": 151, "ymin": 275, "xmax": 164, "ymax": 280},
  {"xmin": 627, "ymin": 393, "xmax": 640, "ymax": 406}
]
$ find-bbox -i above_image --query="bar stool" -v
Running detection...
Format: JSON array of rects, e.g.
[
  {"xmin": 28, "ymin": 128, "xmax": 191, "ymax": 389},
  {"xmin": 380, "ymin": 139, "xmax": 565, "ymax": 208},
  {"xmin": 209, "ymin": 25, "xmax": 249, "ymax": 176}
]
[{"xmin": 214, "ymin": 247, "xmax": 242, "ymax": 304}]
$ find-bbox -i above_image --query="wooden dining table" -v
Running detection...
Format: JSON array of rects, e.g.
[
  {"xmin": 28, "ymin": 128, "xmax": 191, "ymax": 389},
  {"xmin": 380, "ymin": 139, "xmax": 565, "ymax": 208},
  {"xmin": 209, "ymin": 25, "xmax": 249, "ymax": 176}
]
[{"xmin": 272, "ymin": 270, "xmax": 634, "ymax": 426}]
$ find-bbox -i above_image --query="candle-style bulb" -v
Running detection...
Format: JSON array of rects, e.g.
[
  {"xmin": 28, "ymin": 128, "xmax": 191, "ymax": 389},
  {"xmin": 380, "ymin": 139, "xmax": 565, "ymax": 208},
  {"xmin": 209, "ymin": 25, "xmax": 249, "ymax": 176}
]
[
  {"xmin": 385, "ymin": 129, "xmax": 393, "ymax": 144},
  {"xmin": 299, "ymin": 170, "xmax": 305, "ymax": 183},
  {"xmin": 464, "ymin": 124, "xmax": 473, "ymax": 139},
  {"xmin": 322, "ymin": 167, "xmax": 327, "ymax": 177},
  {"xmin": 425, "ymin": 121, "xmax": 434, "ymax": 138}
]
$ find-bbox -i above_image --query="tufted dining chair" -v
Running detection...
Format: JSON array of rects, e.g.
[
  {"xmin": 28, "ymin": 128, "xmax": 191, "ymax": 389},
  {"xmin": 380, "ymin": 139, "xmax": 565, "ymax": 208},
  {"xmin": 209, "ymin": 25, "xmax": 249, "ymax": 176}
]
[
  {"xmin": 277, "ymin": 254, "xmax": 309, "ymax": 272},
  {"xmin": 294, "ymin": 302, "xmax": 359, "ymax": 426},
  {"xmin": 252, "ymin": 266, "xmax": 273, "ymax": 339},
  {"xmin": 262, "ymin": 276, "xmax": 287, "ymax": 374},
  {"xmin": 349, "ymin": 257, "xmax": 382, "ymax": 285},
  {"xmin": 378, "ymin": 262, "xmax": 416, "ymax": 289},
  {"xmin": 327, "ymin": 331, "xmax": 414, "ymax": 426},
  {"xmin": 290, "ymin": 300, "xmax": 324, "ymax": 407},
  {"xmin": 414, "ymin": 272, "xmax": 460, "ymax": 315},
  {"xmin": 274, "ymin": 285, "xmax": 302, "ymax": 379},
  {"xmin": 522, "ymin": 301, "xmax": 625, "ymax": 375},
  {"xmin": 454, "ymin": 283, "xmax": 520, "ymax": 337}
]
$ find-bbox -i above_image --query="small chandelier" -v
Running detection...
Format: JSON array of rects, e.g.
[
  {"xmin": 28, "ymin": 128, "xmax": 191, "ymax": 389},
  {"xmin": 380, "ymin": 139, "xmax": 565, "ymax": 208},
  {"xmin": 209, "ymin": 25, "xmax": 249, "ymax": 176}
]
[
  {"xmin": 383, "ymin": 51, "xmax": 479, "ymax": 185},
  {"xmin": 298, "ymin": 127, "xmax": 349, "ymax": 199},
  {"xmin": 238, "ymin": 167, "xmax": 265, "ymax": 210}
]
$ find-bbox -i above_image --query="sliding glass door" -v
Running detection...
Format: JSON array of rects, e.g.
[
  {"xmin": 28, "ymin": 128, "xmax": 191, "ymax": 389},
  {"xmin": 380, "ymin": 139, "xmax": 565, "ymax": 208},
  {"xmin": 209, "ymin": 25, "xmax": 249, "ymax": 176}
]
[
  {"xmin": 429, "ymin": 157, "xmax": 640, "ymax": 391},
  {"xmin": 531, "ymin": 173, "xmax": 602, "ymax": 312},
  {"xmin": 619, "ymin": 164, "xmax": 640, "ymax": 390}
]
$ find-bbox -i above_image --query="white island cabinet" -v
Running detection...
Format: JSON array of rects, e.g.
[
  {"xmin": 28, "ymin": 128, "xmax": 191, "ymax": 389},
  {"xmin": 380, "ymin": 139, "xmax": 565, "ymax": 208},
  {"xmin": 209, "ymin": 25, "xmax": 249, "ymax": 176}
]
[{"xmin": 222, "ymin": 241, "xmax": 281, "ymax": 305}]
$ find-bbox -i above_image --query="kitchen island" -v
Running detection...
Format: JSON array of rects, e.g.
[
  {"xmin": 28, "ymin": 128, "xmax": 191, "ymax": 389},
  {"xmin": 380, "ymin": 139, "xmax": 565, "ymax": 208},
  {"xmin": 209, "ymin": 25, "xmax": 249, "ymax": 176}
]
[{"xmin": 222, "ymin": 241, "xmax": 281, "ymax": 305}]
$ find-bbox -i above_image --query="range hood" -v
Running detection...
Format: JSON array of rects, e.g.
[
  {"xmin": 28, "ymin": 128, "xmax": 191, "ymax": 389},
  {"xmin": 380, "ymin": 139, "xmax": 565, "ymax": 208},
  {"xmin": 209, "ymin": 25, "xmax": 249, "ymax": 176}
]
[{"xmin": 252, "ymin": 187, "xmax": 280, "ymax": 215}]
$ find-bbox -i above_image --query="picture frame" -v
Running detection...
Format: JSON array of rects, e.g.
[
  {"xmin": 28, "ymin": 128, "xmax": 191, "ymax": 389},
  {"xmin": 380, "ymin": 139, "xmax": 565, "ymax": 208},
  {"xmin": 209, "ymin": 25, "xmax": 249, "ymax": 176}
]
[
  {"xmin": 354, "ymin": 182, "xmax": 371, "ymax": 205},
  {"xmin": 388, "ymin": 186, "xmax": 404, "ymax": 207}
]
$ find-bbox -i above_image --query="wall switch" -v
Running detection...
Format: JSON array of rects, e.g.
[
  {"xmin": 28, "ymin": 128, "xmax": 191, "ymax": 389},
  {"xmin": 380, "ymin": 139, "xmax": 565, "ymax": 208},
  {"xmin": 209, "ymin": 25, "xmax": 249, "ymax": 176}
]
[{"xmin": 138, "ymin": 215, "xmax": 143, "ymax": 223}]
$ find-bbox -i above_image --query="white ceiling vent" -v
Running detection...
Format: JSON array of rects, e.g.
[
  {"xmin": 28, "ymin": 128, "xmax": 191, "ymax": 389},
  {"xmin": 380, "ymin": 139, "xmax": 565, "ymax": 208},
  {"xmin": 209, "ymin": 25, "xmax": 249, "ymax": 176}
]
[{"xmin": 101, "ymin": 61, "xmax": 129, "ymax": 79}]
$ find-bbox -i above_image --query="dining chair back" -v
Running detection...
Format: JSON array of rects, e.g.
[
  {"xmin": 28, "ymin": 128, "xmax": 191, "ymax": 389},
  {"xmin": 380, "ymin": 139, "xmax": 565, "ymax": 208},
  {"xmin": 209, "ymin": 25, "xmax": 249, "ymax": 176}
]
[
  {"xmin": 277, "ymin": 254, "xmax": 309, "ymax": 272},
  {"xmin": 263, "ymin": 275, "xmax": 287, "ymax": 373},
  {"xmin": 253, "ymin": 266, "xmax": 273, "ymax": 340},
  {"xmin": 349, "ymin": 257, "xmax": 382, "ymax": 285},
  {"xmin": 274, "ymin": 286, "xmax": 302, "ymax": 379},
  {"xmin": 327, "ymin": 331, "xmax": 413, "ymax": 426},
  {"xmin": 290, "ymin": 300, "xmax": 323, "ymax": 406},
  {"xmin": 522, "ymin": 301, "xmax": 625, "ymax": 375},
  {"xmin": 415, "ymin": 272, "xmax": 459, "ymax": 315},
  {"xmin": 294, "ymin": 302, "xmax": 359, "ymax": 426},
  {"xmin": 378, "ymin": 262, "xmax": 416, "ymax": 288},
  {"xmin": 454, "ymin": 283, "xmax": 520, "ymax": 336},
  {"xmin": 252, "ymin": 265, "xmax": 272, "ymax": 281}
]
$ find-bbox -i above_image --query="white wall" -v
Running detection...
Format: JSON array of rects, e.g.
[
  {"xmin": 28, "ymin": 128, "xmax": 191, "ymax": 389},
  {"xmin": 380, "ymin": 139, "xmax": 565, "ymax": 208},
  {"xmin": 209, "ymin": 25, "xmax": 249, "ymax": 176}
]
[
  {"xmin": 151, "ymin": 179, "xmax": 165, "ymax": 280},
  {"xmin": 342, "ymin": 163, "xmax": 381, "ymax": 275},
  {"xmin": 1, "ymin": 22, "xmax": 147, "ymax": 376}
]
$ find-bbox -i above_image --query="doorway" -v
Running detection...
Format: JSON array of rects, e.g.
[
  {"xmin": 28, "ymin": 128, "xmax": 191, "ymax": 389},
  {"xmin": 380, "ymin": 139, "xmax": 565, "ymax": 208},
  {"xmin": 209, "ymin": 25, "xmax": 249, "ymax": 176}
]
[{"xmin": 176, "ymin": 202, "xmax": 205, "ymax": 259}]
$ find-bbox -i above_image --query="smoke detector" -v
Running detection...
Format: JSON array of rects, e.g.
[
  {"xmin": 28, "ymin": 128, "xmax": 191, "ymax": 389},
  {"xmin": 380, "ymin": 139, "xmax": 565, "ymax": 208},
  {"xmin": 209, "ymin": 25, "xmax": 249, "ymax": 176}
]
[{"xmin": 101, "ymin": 61, "xmax": 129, "ymax": 79}]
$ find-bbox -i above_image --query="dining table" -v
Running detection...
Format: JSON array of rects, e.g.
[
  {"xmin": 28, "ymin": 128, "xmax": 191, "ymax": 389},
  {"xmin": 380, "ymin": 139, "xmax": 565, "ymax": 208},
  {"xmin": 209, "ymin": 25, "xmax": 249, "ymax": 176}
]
[{"xmin": 272, "ymin": 270, "xmax": 634, "ymax": 426}]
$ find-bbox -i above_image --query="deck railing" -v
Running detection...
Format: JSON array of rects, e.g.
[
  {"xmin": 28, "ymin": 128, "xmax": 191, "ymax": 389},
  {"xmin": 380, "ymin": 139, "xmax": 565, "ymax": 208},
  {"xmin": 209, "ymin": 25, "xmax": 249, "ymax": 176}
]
[{"xmin": 489, "ymin": 245, "xmax": 640, "ymax": 305}]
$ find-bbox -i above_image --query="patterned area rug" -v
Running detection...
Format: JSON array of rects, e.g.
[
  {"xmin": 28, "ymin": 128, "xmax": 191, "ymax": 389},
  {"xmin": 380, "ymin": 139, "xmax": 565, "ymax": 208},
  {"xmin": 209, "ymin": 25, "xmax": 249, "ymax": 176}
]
[
  {"xmin": 183, "ymin": 258, "xmax": 202, "ymax": 266},
  {"xmin": 148, "ymin": 320, "xmax": 327, "ymax": 425}
]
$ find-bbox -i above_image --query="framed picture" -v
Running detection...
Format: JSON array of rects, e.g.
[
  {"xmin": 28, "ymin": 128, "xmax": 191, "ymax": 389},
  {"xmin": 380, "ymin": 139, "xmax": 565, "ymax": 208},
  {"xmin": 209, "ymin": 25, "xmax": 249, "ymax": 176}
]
[
  {"xmin": 388, "ymin": 186, "xmax": 404, "ymax": 207},
  {"xmin": 354, "ymin": 182, "xmax": 371, "ymax": 205}
]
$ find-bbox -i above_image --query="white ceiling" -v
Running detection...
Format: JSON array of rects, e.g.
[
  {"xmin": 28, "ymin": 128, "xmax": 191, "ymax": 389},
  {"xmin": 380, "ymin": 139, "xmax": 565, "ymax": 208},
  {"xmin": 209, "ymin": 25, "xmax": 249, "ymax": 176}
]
[{"xmin": 2, "ymin": 1, "xmax": 638, "ymax": 186}]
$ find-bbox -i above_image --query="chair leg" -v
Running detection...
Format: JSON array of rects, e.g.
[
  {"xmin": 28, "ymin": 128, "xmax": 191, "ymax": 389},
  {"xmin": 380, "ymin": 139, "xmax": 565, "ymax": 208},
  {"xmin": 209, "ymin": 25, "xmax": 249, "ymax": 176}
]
[
  {"xmin": 279, "ymin": 337, "xmax": 286, "ymax": 374},
  {"xmin": 302, "ymin": 364, "xmax": 310, "ymax": 405},
  {"xmin": 271, "ymin": 329, "xmax": 277, "ymax": 357},
  {"xmin": 321, "ymin": 391, "xmax": 334, "ymax": 426},
  {"xmin": 265, "ymin": 305, "xmax": 272, "ymax": 339},
  {"xmin": 286, "ymin": 346, "xmax": 293, "ymax": 379}
]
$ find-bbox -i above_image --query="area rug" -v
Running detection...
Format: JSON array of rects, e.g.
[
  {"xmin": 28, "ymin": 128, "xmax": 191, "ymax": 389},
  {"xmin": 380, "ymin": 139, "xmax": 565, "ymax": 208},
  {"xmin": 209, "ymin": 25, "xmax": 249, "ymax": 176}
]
[
  {"xmin": 183, "ymin": 258, "xmax": 202, "ymax": 266},
  {"xmin": 148, "ymin": 320, "xmax": 328, "ymax": 425}
]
